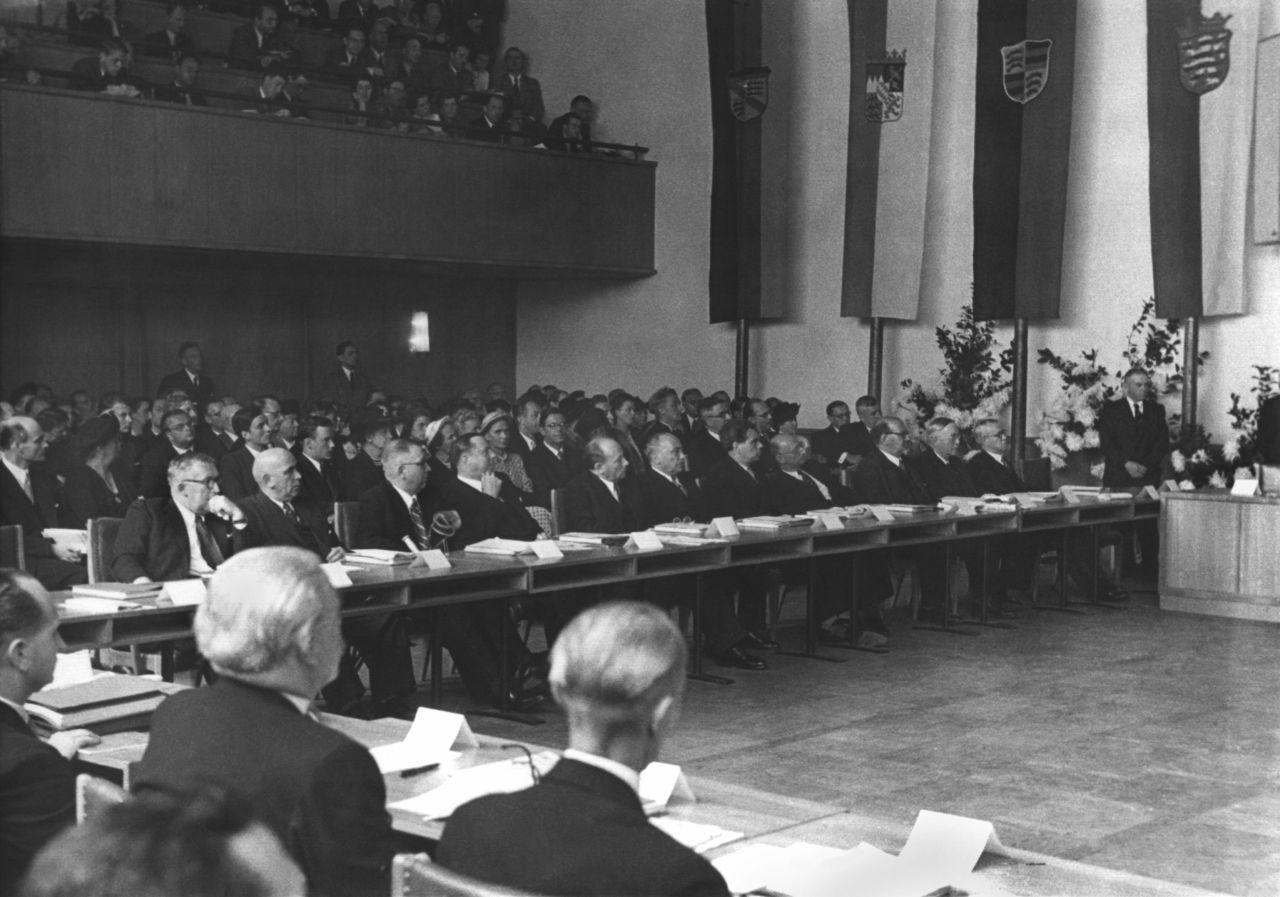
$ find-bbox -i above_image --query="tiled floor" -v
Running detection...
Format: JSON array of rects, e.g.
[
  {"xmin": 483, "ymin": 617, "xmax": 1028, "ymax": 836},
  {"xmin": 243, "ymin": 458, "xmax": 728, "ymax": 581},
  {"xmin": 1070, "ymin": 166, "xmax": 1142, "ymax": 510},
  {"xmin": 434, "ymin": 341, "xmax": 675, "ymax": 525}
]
[{"xmin": 445, "ymin": 574, "xmax": 1280, "ymax": 897}]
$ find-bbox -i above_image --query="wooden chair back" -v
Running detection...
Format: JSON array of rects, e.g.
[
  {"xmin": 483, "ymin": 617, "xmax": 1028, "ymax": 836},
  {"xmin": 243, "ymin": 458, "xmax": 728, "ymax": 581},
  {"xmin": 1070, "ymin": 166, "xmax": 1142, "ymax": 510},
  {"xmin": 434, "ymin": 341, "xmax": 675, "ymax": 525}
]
[
  {"xmin": 75, "ymin": 774, "xmax": 127, "ymax": 824},
  {"xmin": 0, "ymin": 525, "xmax": 23, "ymax": 570},
  {"xmin": 391, "ymin": 853, "xmax": 550, "ymax": 897},
  {"xmin": 86, "ymin": 517, "xmax": 122, "ymax": 583},
  {"xmin": 548, "ymin": 488, "xmax": 567, "ymax": 537},
  {"xmin": 333, "ymin": 501, "xmax": 361, "ymax": 549}
]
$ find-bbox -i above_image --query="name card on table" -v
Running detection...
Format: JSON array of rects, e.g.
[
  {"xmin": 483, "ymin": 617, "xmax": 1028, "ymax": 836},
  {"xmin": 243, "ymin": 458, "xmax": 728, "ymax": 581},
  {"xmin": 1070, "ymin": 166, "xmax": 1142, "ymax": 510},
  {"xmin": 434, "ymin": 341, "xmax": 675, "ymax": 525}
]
[
  {"xmin": 1162, "ymin": 479, "xmax": 1183, "ymax": 492},
  {"xmin": 1060, "ymin": 488, "xmax": 1082, "ymax": 505},
  {"xmin": 707, "ymin": 517, "xmax": 740, "ymax": 537},
  {"xmin": 639, "ymin": 761, "xmax": 696, "ymax": 812},
  {"xmin": 1231, "ymin": 477, "xmax": 1259, "ymax": 497},
  {"xmin": 815, "ymin": 512, "xmax": 845, "ymax": 531},
  {"xmin": 869, "ymin": 506, "xmax": 897, "ymax": 523},
  {"xmin": 898, "ymin": 809, "xmax": 1009, "ymax": 875},
  {"xmin": 1142, "ymin": 485, "xmax": 1161, "ymax": 500},
  {"xmin": 320, "ymin": 563, "xmax": 355, "ymax": 587},
  {"xmin": 626, "ymin": 531, "xmax": 665, "ymax": 551},
  {"xmin": 415, "ymin": 549, "xmax": 452, "ymax": 570},
  {"xmin": 368, "ymin": 707, "xmax": 476, "ymax": 774},
  {"xmin": 163, "ymin": 579, "xmax": 207, "ymax": 606},
  {"xmin": 529, "ymin": 540, "xmax": 564, "ymax": 560}
]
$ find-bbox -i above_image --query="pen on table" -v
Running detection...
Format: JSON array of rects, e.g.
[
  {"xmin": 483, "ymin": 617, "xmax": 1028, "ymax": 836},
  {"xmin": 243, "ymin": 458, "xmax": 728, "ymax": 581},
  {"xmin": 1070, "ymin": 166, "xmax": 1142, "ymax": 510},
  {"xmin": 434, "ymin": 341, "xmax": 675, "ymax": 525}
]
[{"xmin": 399, "ymin": 762, "xmax": 440, "ymax": 778}]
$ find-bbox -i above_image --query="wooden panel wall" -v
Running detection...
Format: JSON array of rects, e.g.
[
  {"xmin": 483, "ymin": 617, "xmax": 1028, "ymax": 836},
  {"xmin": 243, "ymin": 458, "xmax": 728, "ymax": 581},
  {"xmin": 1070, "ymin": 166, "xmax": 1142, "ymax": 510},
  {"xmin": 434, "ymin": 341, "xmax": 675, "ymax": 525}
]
[
  {"xmin": 1, "ymin": 85, "xmax": 656, "ymax": 276},
  {"xmin": 0, "ymin": 239, "xmax": 517, "ymax": 405}
]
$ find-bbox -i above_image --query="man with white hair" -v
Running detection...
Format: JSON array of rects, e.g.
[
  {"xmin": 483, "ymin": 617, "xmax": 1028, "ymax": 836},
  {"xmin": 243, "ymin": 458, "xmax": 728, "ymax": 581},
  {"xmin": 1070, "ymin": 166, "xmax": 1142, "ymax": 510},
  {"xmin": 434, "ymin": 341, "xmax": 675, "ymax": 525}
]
[
  {"xmin": 132, "ymin": 547, "xmax": 398, "ymax": 897},
  {"xmin": 437, "ymin": 601, "xmax": 730, "ymax": 896}
]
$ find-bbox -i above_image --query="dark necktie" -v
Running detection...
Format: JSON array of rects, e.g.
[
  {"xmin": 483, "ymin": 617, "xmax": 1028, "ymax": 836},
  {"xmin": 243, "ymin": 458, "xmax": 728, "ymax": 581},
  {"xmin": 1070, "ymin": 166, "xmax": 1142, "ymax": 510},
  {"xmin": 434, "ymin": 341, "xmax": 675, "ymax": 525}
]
[
  {"xmin": 409, "ymin": 498, "xmax": 429, "ymax": 549},
  {"xmin": 675, "ymin": 477, "xmax": 688, "ymax": 496},
  {"xmin": 195, "ymin": 516, "xmax": 225, "ymax": 568},
  {"xmin": 1133, "ymin": 402, "xmax": 1142, "ymax": 421},
  {"xmin": 285, "ymin": 502, "xmax": 324, "ymax": 555}
]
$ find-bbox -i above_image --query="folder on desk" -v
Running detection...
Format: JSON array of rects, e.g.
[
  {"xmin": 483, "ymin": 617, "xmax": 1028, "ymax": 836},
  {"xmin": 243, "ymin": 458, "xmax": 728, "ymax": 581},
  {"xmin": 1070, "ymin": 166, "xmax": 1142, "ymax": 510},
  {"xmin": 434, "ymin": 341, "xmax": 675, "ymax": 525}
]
[{"xmin": 26, "ymin": 674, "xmax": 166, "ymax": 732}]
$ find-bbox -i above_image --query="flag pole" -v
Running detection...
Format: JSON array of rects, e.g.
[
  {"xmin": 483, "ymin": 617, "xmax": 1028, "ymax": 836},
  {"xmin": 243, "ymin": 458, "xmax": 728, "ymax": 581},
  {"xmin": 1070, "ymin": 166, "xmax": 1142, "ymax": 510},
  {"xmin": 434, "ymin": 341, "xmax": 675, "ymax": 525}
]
[
  {"xmin": 1011, "ymin": 317, "xmax": 1029, "ymax": 468},
  {"xmin": 1181, "ymin": 316, "xmax": 1199, "ymax": 430},
  {"xmin": 867, "ymin": 317, "xmax": 884, "ymax": 402},
  {"xmin": 735, "ymin": 317, "xmax": 750, "ymax": 396}
]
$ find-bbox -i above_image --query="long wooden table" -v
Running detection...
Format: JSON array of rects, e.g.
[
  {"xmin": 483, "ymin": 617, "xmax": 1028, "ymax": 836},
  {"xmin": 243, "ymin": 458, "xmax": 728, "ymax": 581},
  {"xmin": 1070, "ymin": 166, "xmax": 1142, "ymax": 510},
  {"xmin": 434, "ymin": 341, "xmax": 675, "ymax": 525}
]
[{"xmin": 56, "ymin": 494, "xmax": 1160, "ymax": 660}]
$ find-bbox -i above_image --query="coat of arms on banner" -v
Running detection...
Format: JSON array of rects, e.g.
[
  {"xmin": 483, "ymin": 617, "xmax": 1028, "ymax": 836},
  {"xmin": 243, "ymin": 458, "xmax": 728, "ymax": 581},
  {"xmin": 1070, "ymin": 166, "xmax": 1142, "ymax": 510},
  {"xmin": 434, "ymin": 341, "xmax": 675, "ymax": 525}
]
[
  {"xmin": 865, "ymin": 50, "xmax": 905, "ymax": 123},
  {"xmin": 728, "ymin": 66, "xmax": 771, "ymax": 122},
  {"xmin": 1000, "ymin": 39, "xmax": 1053, "ymax": 104},
  {"xmin": 1177, "ymin": 12, "xmax": 1232, "ymax": 94}
]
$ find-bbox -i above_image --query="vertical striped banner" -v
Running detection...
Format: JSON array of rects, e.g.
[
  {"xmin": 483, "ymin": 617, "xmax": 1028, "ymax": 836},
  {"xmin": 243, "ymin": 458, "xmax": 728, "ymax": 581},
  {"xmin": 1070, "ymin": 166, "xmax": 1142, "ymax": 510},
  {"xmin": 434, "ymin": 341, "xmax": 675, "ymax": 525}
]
[
  {"xmin": 840, "ymin": 0, "xmax": 939, "ymax": 320},
  {"xmin": 972, "ymin": 0, "xmax": 1077, "ymax": 321},
  {"xmin": 1149, "ymin": 0, "xmax": 1260, "ymax": 319}
]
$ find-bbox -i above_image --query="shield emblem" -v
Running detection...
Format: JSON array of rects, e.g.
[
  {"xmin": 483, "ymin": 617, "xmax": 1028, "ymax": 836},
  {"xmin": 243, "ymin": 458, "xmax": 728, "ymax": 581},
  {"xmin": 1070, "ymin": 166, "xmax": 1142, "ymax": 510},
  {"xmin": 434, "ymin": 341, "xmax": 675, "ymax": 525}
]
[
  {"xmin": 728, "ymin": 66, "xmax": 771, "ymax": 122},
  {"xmin": 1001, "ymin": 39, "xmax": 1053, "ymax": 104},
  {"xmin": 1177, "ymin": 13, "xmax": 1231, "ymax": 95},
  {"xmin": 865, "ymin": 50, "xmax": 906, "ymax": 123}
]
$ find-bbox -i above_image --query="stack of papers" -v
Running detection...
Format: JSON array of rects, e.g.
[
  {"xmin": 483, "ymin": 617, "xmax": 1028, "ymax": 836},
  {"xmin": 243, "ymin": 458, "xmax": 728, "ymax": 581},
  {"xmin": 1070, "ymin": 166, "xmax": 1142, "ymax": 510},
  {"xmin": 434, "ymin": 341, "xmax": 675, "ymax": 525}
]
[
  {"xmin": 558, "ymin": 533, "xmax": 630, "ymax": 546},
  {"xmin": 368, "ymin": 708, "xmax": 475, "ymax": 774},
  {"xmin": 389, "ymin": 751, "xmax": 560, "ymax": 819},
  {"xmin": 63, "ymin": 596, "xmax": 145, "ymax": 615},
  {"xmin": 346, "ymin": 549, "xmax": 418, "ymax": 565},
  {"xmin": 464, "ymin": 538, "xmax": 535, "ymax": 556},
  {"xmin": 652, "ymin": 522, "xmax": 709, "ymax": 537},
  {"xmin": 738, "ymin": 516, "xmax": 815, "ymax": 530}
]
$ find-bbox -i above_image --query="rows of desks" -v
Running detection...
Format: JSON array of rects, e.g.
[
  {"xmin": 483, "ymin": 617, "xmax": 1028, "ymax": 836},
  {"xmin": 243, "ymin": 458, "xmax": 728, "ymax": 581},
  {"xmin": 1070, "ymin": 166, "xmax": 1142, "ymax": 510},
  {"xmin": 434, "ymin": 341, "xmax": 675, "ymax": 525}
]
[{"xmin": 55, "ymin": 494, "xmax": 1160, "ymax": 657}]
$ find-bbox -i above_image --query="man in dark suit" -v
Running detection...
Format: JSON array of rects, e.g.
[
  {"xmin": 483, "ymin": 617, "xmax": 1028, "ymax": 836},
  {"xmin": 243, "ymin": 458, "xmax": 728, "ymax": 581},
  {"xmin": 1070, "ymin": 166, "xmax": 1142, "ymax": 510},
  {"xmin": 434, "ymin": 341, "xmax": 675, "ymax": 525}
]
[
  {"xmin": 492, "ymin": 46, "xmax": 545, "ymax": 128},
  {"xmin": 337, "ymin": 415, "xmax": 392, "ymax": 501},
  {"xmin": 217, "ymin": 406, "xmax": 272, "ymax": 501},
  {"xmin": 153, "ymin": 53, "xmax": 207, "ymax": 106},
  {"xmin": 0, "ymin": 418, "xmax": 86, "ymax": 589},
  {"xmin": 317, "ymin": 341, "xmax": 372, "ymax": 420},
  {"xmin": 140, "ymin": 1, "xmax": 195, "ymax": 60},
  {"xmin": 334, "ymin": 0, "xmax": 384, "ymax": 33},
  {"xmin": 1098, "ymin": 369, "xmax": 1168, "ymax": 572},
  {"xmin": 636, "ymin": 433, "xmax": 767, "ymax": 670},
  {"xmin": 138, "ymin": 409, "xmax": 195, "ymax": 499},
  {"xmin": 644, "ymin": 386, "xmax": 686, "ymax": 443},
  {"xmin": 0, "ymin": 570, "xmax": 100, "ymax": 894},
  {"xmin": 296, "ymin": 415, "xmax": 342, "ymax": 508},
  {"xmin": 428, "ymin": 43, "xmax": 473, "ymax": 103},
  {"xmin": 969, "ymin": 418, "xmax": 1122, "ymax": 601},
  {"xmin": 1259, "ymin": 394, "xmax": 1280, "ymax": 464},
  {"xmin": 811, "ymin": 396, "xmax": 879, "ymax": 469},
  {"xmin": 511, "ymin": 392, "xmax": 544, "ymax": 460},
  {"xmin": 132, "ymin": 547, "xmax": 399, "ymax": 897},
  {"xmin": 156, "ymin": 341, "xmax": 215, "ymax": 416},
  {"xmin": 442, "ymin": 435, "xmax": 542, "ymax": 546},
  {"xmin": 322, "ymin": 25, "xmax": 375, "ymax": 78},
  {"xmin": 67, "ymin": 38, "xmax": 127, "ymax": 91},
  {"xmin": 564, "ymin": 436, "xmax": 640, "ymax": 533},
  {"xmin": 685, "ymin": 395, "xmax": 731, "ymax": 480},
  {"xmin": 912, "ymin": 418, "xmax": 1022, "ymax": 617},
  {"xmin": 471, "ymin": 92, "xmax": 507, "ymax": 142},
  {"xmin": 355, "ymin": 439, "xmax": 540, "ymax": 710},
  {"xmin": 240, "ymin": 449, "xmax": 414, "ymax": 716},
  {"xmin": 226, "ymin": 2, "xmax": 286, "ymax": 69},
  {"xmin": 437, "ymin": 600, "xmax": 729, "ymax": 897},
  {"xmin": 111, "ymin": 453, "xmax": 245, "ymax": 582},
  {"xmin": 525, "ymin": 408, "xmax": 579, "ymax": 508}
]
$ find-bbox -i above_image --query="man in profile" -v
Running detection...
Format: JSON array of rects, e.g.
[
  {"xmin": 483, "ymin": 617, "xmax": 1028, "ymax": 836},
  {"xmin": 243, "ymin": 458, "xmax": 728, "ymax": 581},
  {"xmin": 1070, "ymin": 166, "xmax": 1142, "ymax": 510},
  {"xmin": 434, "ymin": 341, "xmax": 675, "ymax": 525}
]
[
  {"xmin": 0, "ymin": 570, "xmax": 99, "ymax": 894},
  {"xmin": 564, "ymin": 436, "xmax": 639, "ymax": 533},
  {"xmin": 132, "ymin": 547, "xmax": 398, "ymax": 897},
  {"xmin": 437, "ymin": 601, "xmax": 729, "ymax": 896},
  {"xmin": 0, "ymin": 418, "xmax": 86, "ymax": 588},
  {"xmin": 218, "ymin": 406, "xmax": 273, "ymax": 500},
  {"xmin": 138, "ymin": 408, "xmax": 195, "ymax": 499},
  {"xmin": 21, "ymin": 788, "xmax": 305, "ymax": 897}
]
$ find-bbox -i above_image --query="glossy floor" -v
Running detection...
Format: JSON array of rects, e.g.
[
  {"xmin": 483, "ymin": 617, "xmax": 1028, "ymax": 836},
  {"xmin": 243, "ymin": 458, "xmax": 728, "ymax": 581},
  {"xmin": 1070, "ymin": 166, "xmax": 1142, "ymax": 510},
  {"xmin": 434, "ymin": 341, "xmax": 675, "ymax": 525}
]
[{"xmin": 437, "ymin": 574, "xmax": 1280, "ymax": 897}]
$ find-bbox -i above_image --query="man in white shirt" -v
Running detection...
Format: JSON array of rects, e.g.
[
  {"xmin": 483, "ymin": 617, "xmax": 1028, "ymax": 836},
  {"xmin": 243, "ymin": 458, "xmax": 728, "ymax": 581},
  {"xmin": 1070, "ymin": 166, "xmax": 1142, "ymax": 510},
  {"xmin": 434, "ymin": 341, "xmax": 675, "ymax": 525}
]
[{"xmin": 437, "ymin": 601, "xmax": 729, "ymax": 896}]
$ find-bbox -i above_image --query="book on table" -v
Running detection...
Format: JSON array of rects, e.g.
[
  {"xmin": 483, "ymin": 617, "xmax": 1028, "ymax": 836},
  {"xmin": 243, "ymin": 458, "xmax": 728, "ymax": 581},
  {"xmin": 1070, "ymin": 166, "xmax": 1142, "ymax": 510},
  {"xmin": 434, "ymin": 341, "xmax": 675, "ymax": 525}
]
[
  {"xmin": 345, "ymin": 549, "xmax": 418, "ymax": 565},
  {"xmin": 25, "ymin": 674, "xmax": 167, "ymax": 733},
  {"xmin": 463, "ymin": 538, "xmax": 535, "ymax": 556},
  {"xmin": 69, "ymin": 582, "xmax": 164, "ymax": 603},
  {"xmin": 737, "ymin": 516, "xmax": 815, "ymax": 530},
  {"xmin": 557, "ymin": 532, "xmax": 630, "ymax": 547}
]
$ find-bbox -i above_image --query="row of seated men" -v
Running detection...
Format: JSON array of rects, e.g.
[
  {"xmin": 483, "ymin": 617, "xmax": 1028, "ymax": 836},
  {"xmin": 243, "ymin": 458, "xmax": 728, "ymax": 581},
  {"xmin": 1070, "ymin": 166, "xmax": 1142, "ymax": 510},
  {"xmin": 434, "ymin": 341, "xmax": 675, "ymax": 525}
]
[{"xmin": 1, "ymin": 559, "xmax": 730, "ymax": 897}]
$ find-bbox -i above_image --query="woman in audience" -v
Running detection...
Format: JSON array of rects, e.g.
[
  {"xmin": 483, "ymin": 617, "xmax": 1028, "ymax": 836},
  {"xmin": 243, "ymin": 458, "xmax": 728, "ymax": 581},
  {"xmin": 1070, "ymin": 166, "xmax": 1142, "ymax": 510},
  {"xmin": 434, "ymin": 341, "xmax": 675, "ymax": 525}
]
[
  {"xmin": 62, "ymin": 416, "xmax": 137, "ymax": 526},
  {"xmin": 453, "ymin": 406, "xmax": 481, "ymax": 435},
  {"xmin": 424, "ymin": 417, "xmax": 457, "ymax": 478},
  {"xmin": 480, "ymin": 411, "xmax": 533, "ymax": 493},
  {"xmin": 343, "ymin": 77, "xmax": 377, "ymax": 127},
  {"xmin": 129, "ymin": 397, "xmax": 151, "ymax": 438}
]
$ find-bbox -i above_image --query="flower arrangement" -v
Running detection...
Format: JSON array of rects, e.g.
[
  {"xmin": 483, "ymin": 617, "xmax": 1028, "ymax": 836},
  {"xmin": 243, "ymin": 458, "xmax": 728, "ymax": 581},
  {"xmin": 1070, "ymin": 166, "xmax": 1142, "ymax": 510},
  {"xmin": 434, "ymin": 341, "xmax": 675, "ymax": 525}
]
[
  {"xmin": 1035, "ymin": 299, "xmax": 1206, "ymax": 474},
  {"xmin": 896, "ymin": 304, "xmax": 1013, "ymax": 447}
]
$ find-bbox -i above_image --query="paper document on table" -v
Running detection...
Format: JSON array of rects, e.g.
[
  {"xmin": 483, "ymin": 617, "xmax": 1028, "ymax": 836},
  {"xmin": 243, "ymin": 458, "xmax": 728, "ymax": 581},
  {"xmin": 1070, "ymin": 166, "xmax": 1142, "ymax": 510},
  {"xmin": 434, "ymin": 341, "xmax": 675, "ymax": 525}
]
[
  {"xmin": 898, "ymin": 809, "xmax": 1008, "ymax": 877},
  {"xmin": 710, "ymin": 843, "xmax": 789, "ymax": 894},
  {"xmin": 648, "ymin": 817, "xmax": 741, "ymax": 854},
  {"xmin": 163, "ymin": 579, "xmax": 208, "ymax": 606},
  {"xmin": 735, "ymin": 841, "xmax": 951, "ymax": 897},
  {"xmin": 62, "ymin": 597, "xmax": 143, "ymax": 615},
  {"xmin": 320, "ymin": 563, "xmax": 356, "ymax": 587},
  {"xmin": 43, "ymin": 528, "xmax": 87, "ymax": 553},
  {"xmin": 388, "ymin": 751, "xmax": 559, "ymax": 819},
  {"xmin": 50, "ymin": 650, "xmax": 96, "ymax": 688},
  {"xmin": 368, "ymin": 708, "xmax": 473, "ymax": 774},
  {"xmin": 639, "ymin": 761, "xmax": 695, "ymax": 812}
]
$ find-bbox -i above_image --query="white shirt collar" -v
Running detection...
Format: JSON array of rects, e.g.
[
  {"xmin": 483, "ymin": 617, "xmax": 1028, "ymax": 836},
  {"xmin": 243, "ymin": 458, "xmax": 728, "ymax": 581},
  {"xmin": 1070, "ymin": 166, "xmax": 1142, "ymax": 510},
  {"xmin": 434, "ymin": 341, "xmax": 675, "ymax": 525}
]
[
  {"xmin": 0, "ymin": 696, "xmax": 29, "ymax": 725},
  {"xmin": 301, "ymin": 453, "xmax": 323, "ymax": 473},
  {"xmin": 933, "ymin": 450, "xmax": 950, "ymax": 464},
  {"xmin": 391, "ymin": 483, "xmax": 418, "ymax": 512},
  {"xmin": 520, "ymin": 432, "xmax": 537, "ymax": 451},
  {"xmin": 280, "ymin": 691, "xmax": 313, "ymax": 716},
  {"xmin": 592, "ymin": 472, "xmax": 619, "ymax": 500},
  {"xmin": 561, "ymin": 749, "xmax": 640, "ymax": 795},
  {"xmin": 878, "ymin": 448, "xmax": 902, "ymax": 468},
  {"xmin": 246, "ymin": 445, "xmax": 265, "ymax": 458},
  {"xmin": 2, "ymin": 456, "xmax": 29, "ymax": 486},
  {"xmin": 654, "ymin": 468, "xmax": 678, "ymax": 485},
  {"xmin": 175, "ymin": 502, "xmax": 215, "ymax": 576},
  {"xmin": 457, "ymin": 475, "xmax": 485, "ymax": 493},
  {"xmin": 984, "ymin": 449, "xmax": 1006, "ymax": 465}
]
